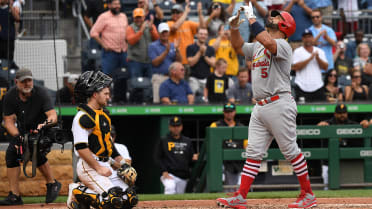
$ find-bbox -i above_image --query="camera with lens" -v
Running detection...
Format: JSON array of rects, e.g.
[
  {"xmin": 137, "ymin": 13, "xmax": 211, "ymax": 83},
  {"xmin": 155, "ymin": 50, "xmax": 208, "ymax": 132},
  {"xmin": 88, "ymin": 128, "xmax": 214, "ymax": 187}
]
[
  {"xmin": 212, "ymin": 4, "xmax": 220, "ymax": 9},
  {"xmin": 26, "ymin": 123, "xmax": 72, "ymax": 156}
]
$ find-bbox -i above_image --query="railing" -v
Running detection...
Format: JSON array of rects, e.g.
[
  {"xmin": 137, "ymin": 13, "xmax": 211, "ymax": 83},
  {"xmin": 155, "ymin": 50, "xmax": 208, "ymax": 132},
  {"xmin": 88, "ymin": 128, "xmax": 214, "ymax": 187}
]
[{"xmin": 200, "ymin": 125, "xmax": 372, "ymax": 192}]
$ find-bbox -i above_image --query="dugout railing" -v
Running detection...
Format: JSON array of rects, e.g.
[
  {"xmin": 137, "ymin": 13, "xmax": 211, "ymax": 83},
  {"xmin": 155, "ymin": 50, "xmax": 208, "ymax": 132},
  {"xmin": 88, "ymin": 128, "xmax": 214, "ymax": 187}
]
[{"xmin": 191, "ymin": 125, "xmax": 372, "ymax": 193}]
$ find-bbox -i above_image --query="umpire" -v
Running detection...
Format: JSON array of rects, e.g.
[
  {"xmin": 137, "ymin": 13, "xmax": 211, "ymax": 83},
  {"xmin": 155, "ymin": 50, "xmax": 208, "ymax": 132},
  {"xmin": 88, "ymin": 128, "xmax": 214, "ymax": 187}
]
[{"xmin": 0, "ymin": 68, "xmax": 61, "ymax": 205}]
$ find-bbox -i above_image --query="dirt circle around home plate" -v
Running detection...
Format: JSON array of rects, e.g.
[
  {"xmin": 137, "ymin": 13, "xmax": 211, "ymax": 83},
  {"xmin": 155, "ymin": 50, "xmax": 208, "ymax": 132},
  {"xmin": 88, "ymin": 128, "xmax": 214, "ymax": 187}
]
[{"xmin": 1, "ymin": 198, "xmax": 372, "ymax": 209}]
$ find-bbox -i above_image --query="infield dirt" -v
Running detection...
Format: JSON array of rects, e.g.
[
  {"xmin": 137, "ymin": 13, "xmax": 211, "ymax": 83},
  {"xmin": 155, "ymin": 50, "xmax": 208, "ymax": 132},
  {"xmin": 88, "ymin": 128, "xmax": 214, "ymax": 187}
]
[{"xmin": 1, "ymin": 198, "xmax": 372, "ymax": 209}]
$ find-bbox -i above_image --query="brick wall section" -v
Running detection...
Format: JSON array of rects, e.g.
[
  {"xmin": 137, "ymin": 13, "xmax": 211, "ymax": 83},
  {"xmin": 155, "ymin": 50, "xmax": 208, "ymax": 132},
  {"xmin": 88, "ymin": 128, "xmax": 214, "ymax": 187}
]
[{"xmin": 0, "ymin": 149, "xmax": 73, "ymax": 196}]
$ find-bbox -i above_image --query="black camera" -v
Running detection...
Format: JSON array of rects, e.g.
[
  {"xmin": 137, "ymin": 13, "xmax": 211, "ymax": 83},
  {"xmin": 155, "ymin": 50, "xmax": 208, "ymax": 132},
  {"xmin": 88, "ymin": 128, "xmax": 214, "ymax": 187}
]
[
  {"xmin": 26, "ymin": 123, "xmax": 72, "ymax": 156},
  {"xmin": 212, "ymin": 4, "xmax": 220, "ymax": 9}
]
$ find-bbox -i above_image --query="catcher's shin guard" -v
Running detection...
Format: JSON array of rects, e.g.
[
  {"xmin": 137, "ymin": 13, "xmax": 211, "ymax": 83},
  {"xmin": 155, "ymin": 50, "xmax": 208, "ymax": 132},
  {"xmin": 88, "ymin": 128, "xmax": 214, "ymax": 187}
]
[
  {"xmin": 101, "ymin": 186, "xmax": 126, "ymax": 209},
  {"xmin": 72, "ymin": 185, "xmax": 101, "ymax": 209},
  {"xmin": 124, "ymin": 187, "xmax": 138, "ymax": 208}
]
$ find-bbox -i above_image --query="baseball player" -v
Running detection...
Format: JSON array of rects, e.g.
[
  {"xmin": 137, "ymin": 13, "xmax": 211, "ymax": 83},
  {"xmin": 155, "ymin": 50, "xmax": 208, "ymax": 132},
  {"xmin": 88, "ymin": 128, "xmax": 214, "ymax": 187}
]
[
  {"xmin": 66, "ymin": 71, "xmax": 138, "ymax": 209},
  {"xmin": 216, "ymin": 3, "xmax": 316, "ymax": 209}
]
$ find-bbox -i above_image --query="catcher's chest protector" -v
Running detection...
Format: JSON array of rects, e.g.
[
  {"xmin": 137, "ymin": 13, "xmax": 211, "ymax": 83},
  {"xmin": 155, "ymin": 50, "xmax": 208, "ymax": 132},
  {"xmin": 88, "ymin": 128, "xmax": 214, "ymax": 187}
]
[{"xmin": 78, "ymin": 104, "xmax": 113, "ymax": 158}]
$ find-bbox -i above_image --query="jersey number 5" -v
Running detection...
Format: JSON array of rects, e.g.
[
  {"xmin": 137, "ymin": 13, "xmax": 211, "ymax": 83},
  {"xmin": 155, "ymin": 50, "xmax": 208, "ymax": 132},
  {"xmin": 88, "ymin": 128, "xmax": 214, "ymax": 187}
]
[{"xmin": 261, "ymin": 68, "xmax": 268, "ymax": 78}]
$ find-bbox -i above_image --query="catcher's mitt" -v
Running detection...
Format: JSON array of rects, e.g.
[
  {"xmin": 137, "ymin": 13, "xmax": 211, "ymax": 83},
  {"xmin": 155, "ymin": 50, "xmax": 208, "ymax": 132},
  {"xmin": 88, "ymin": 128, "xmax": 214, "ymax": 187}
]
[{"xmin": 118, "ymin": 164, "xmax": 137, "ymax": 186}]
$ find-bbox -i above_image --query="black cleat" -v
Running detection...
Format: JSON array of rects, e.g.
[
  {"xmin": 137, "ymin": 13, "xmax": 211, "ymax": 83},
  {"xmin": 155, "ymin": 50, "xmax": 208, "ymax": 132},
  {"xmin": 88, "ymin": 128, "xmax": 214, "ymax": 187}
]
[
  {"xmin": 46, "ymin": 179, "xmax": 62, "ymax": 203},
  {"xmin": 0, "ymin": 191, "xmax": 23, "ymax": 205}
]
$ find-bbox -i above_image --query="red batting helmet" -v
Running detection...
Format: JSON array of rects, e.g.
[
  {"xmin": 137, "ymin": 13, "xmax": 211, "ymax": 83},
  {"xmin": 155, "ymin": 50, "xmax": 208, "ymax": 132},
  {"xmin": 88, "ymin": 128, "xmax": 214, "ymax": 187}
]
[{"xmin": 271, "ymin": 10, "xmax": 296, "ymax": 38}]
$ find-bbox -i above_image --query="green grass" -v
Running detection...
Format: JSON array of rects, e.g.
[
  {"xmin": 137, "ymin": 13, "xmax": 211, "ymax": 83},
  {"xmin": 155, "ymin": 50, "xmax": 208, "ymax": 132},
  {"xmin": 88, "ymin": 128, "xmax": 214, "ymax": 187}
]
[{"xmin": 17, "ymin": 189, "xmax": 372, "ymax": 204}]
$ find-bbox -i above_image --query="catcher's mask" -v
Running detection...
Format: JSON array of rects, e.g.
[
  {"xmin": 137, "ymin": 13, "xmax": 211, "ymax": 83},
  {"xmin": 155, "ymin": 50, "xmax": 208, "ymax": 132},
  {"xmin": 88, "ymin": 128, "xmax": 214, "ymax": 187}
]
[{"xmin": 74, "ymin": 71, "xmax": 112, "ymax": 104}]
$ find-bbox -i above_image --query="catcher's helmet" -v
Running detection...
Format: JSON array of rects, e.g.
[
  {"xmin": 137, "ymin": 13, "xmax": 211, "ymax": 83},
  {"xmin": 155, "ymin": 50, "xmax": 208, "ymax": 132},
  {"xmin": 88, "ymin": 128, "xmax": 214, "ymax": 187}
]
[
  {"xmin": 74, "ymin": 71, "xmax": 112, "ymax": 103},
  {"xmin": 271, "ymin": 10, "xmax": 296, "ymax": 38}
]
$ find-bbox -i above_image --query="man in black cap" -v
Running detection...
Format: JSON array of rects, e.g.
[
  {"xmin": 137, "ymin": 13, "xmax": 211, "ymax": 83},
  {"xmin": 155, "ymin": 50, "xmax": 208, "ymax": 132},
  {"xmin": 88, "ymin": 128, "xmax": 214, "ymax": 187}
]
[
  {"xmin": 0, "ymin": 68, "xmax": 61, "ymax": 205},
  {"xmin": 317, "ymin": 103, "xmax": 357, "ymax": 126},
  {"xmin": 317, "ymin": 103, "xmax": 358, "ymax": 190},
  {"xmin": 154, "ymin": 116, "xmax": 198, "ymax": 194},
  {"xmin": 210, "ymin": 102, "xmax": 246, "ymax": 192}
]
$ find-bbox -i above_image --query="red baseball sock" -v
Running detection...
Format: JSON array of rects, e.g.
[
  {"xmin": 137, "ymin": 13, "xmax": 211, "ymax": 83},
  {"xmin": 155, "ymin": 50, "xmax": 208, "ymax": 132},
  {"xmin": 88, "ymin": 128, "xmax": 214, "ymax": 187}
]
[
  {"xmin": 291, "ymin": 153, "xmax": 313, "ymax": 194},
  {"xmin": 239, "ymin": 159, "xmax": 261, "ymax": 198}
]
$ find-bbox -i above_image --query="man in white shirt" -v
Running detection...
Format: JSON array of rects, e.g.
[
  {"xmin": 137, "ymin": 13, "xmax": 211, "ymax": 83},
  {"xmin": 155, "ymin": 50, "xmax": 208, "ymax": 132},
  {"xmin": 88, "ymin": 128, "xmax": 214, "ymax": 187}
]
[{"xmin": 292, "ymin": 29, "xmax": 328, "ymax": 103}]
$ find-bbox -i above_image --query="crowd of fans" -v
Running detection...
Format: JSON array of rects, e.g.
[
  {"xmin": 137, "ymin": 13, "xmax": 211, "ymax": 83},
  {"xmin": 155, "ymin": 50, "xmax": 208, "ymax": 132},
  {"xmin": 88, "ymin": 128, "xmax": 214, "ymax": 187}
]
[{"xmin": 2, "ymin": 0, "xmax": 372, "ymax": 105}]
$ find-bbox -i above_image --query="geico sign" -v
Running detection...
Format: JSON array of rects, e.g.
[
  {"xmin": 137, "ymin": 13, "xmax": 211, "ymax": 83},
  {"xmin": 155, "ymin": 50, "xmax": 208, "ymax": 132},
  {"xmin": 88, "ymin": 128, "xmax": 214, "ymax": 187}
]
[
  {"xmin": 296, "ymin": 129, "xmax": 321, "ymax": 136},
  {"xmin": 336, "ymin": 128, "xmax": 363, "ymax": 135}
]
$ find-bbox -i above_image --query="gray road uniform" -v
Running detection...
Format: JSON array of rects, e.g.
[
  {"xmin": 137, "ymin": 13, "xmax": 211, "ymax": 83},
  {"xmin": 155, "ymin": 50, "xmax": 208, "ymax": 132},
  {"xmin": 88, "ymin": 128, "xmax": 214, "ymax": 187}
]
[{"xmin": 242, "ymin": 39, "xmax": 301, "ymax": 161}]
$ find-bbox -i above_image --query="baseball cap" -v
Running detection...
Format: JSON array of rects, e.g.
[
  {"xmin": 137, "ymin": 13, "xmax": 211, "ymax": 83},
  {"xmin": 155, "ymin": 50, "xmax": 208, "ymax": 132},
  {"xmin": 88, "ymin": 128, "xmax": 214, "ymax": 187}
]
[
  {"xmin": 16, "ymin": 68, "xmax": 33, "ymax": 81},
  {"xmin": 169, "ymin": 116, "xmax": 182, "ymax": 126},
  {"xmin": 133, "ymin": 8, "xmax": 144, "ymax": 17},
  {"xmin": 335, "ymin": 103, "xmax": 347, "ymax": 113},
  {"xmin": 223, "ymin": 102, "xmax": 236, "ymax": 112},
  {"xmin": 67, "ymin": 74, "xmax": 79, "ymax": 84},
  {"xmin": 171, "ymin": 4, "xmax": 184, "ymax": 13},
  {"xmin": 158, "ymin": 22, "xmax": 170, "ymax": 33},
  {"xmin": 302, "ymin": 29, "xmax": 313, "ymax": 37}
]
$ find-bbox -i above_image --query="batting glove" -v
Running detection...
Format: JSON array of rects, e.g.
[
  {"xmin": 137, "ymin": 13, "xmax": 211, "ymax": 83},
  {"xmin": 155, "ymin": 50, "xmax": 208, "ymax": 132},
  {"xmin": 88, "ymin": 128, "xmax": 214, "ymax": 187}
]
[{"xmin": 241, "ymin": 2, "xmax": 256, "ymax": 20}]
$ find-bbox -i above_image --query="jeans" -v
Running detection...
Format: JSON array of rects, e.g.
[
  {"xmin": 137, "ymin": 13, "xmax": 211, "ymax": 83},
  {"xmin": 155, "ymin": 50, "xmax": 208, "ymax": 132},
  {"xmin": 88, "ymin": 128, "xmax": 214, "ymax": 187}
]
[
  {"xmin": 101, "ymin": 50, "xmax": 127, "ymax": 76},
  {"xmin": 128, "ymin": 60, "xmax": 152, "ymax": 78}
]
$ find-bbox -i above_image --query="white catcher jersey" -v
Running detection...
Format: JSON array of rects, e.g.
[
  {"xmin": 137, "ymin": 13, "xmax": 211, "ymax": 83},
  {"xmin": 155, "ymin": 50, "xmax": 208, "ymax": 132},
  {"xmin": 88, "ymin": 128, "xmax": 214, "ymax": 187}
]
[{"xmin": 242, "ymin": 39, "xmax": 292, "ymax": 100}]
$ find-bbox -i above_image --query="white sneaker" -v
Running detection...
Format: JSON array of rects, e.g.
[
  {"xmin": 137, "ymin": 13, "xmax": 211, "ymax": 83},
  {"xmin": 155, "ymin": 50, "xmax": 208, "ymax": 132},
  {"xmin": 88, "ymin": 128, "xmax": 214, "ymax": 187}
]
[{"xmin": 66, "ymin": 183, "xmax": 80, "ymax": 209}]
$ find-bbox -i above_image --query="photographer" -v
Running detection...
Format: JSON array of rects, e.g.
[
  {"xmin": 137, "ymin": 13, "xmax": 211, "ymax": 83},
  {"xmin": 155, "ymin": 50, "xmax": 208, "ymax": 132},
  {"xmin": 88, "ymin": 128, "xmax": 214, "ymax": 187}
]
[{"xmin": 0, "ymin": 68, "xmax": 61, "ymax": 205}]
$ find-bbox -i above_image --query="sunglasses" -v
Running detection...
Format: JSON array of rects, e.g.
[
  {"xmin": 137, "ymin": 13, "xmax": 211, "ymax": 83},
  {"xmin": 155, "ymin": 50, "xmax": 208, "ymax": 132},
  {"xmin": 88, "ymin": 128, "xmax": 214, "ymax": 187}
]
[
  {"xmin": 329, "ymin": 74, "xmax": 337, "ymax": 77},
  {"xmin": 352, "ymin": 75, "xmax": 361, "ymax": 78},
  {"xmin": 311, "ymin": 16, "xmax": 320, "ymax": 19}
]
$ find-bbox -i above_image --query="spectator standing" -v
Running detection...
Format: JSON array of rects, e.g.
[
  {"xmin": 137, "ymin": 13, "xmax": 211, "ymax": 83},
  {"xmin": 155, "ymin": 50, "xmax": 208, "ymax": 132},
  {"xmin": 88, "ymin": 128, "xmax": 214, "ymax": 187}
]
[
  {"xmin": 306, "ymin": 0, "xmax": 333, "ymax": 26},
  {"xmin": 209, "ymin": 25, "xmax": 239, "ymax": 77},
  {"xmin": 231, "ymin": 0, "xmax": 267, "ymax": 42},
  {"xmin": 322, "ymin": 69, "xmax": 343, "ymax": 103},
  {"xmin": 0, "ymin": 0, "xmax": 20, "ymax": 65},
  {"xmin": 154, "ymin": 116, "xmax": 198, "ymax": 194},
  {"xmin": 308, "ymin": 9, "xmax": 337, "ymax": 73},
  {"xmin": 56, "ymin": 74, "xmax": 79, "ymax": 105},
  {"xmin": 159, "ymin": 62, "xmax": 194, "ymax": 104},
  {"xmin": 227, "ymin": 68, "xmax": 253, "ymax": 104},
  {"xmin": 353, "ymin": 43, "xmax": 372, "ymax": 86},
  {"xmin": 292, "ymin": 29, "xmax": 328, "ymax": 102},
  {"xmin": 345, "ymin": 29, "xmax": 368, "ymax": 60},
  {"xmin": 317, "ymin": 103, "xmax": 358, "ymax": 190},
  {"xmin": 333, "ymin": 40, "xmax": 353, "ymax": 77},
  {"xmin": 126, "ymin": 8, "xmax": 159, "ymax": 79},
  {"xmin": 83, "ymin": 0, "xmax": 107, "ymax": 30},
  {"xmin": 344, "ymin": 69, "xmax": 369, "ymax": 101},
  {"xmin": 187, "ymin": 27, "xmax": 216, "ymax": 96},
  {"xmin": 167, "ymin": 3, "xmax": 204, "ymax": 65},
  {"xmin": 137, "ymin": 0, "xmax": 163, "ymax": 27},
  {"xmin": 283, "ymin": 0, "xmax": 313, "ymax": 49},
  {"xmin": 204, "ymin": 58, "xmax": 229, "ymax": 103},
  {"xmin": 90, "ymin": 0, "xmax": 128, "ymax": 76},
  {"xmin": 210, "ymin": 102, "xmax": 246, "ymax": 192},
  {"xmin": 203, "ymin": 2, "xmax": 229, "ymax": 39},
  {"xmin": 0, "ymin": 68, "xmax": 61, "ymax": 205},
  {"xmin": 148, "ymin": 23, "xmax": 182, "ymax": 103}
]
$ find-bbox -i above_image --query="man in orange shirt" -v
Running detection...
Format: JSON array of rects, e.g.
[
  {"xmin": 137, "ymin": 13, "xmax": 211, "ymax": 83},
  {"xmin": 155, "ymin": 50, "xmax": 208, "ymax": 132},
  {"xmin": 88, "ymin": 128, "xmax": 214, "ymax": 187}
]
[
  {"xmin": 167, "ymin": 3, "xmax": 204, "ymax": 65},
  {"xmin": 90, "ymin": 0, "xmax": 128, "ymax": 76}
]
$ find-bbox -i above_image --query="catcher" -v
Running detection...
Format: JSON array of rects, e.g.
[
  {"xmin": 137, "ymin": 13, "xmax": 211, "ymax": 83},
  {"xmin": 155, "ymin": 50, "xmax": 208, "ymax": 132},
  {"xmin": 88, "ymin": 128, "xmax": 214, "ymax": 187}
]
[{"xmin": 66, "ymin": 71, "xmax": 138, "ymax": 209}]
